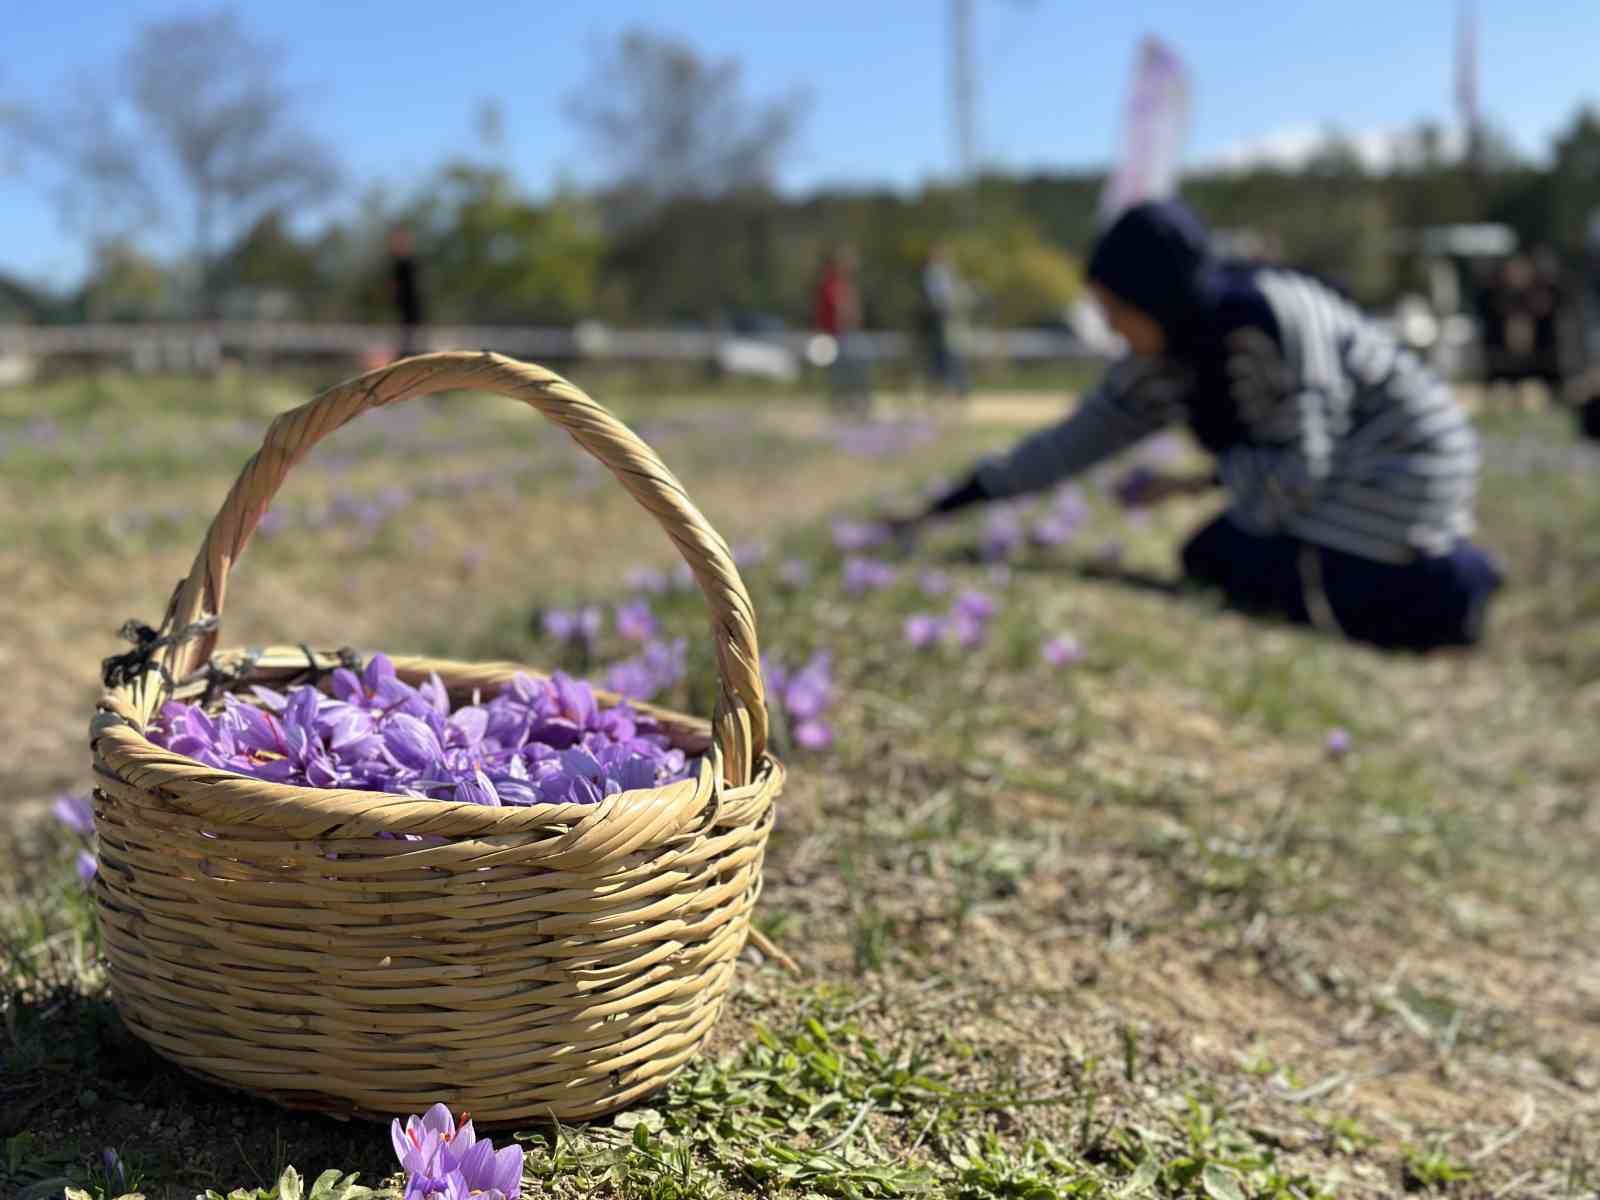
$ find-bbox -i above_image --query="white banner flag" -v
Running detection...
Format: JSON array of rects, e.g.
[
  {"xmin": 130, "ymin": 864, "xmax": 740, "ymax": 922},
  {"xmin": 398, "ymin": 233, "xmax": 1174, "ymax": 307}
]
[{"xmin": 1099, "ymin": 36, "xmax": 1191, "ymax": 224}]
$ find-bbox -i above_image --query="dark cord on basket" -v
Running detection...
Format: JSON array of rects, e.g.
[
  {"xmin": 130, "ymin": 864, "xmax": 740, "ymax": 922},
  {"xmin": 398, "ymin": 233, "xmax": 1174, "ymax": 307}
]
[{"xmin": 101, "ymin": 616, "xmax": 220, "ymax": 691}]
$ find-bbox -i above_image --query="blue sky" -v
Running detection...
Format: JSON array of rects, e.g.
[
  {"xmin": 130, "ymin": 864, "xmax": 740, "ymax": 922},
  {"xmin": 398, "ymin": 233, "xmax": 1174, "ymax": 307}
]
[{"xmin": 3, "ymin": 0, "xmax": 1596, "ymax": 287}]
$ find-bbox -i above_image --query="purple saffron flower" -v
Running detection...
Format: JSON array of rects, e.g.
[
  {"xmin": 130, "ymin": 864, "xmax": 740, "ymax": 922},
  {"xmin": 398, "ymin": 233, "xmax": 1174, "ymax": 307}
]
[
  {"xmin": 793, "ymin": 720, "xmax": 834, "ymax": 751},
  {"xmin": 780, "ymin": 653, "xmax": 833, "ymax": 722},
  {"xmin": 452, "ymin": 1138, "xmax": 525, "ymax": 1200},
  {"xmin": 53, "ymin": 793, "xmax": 94, "ymax": 837},
  {"xmin": 76, "ymin": 851, "xmax": 98, "ymax": 884},
  {"xmin": 843, "ymin": 556, "xmax": 896, "ymax": 594},
  {"xmin": 953, "ymin": 589, "xmax": 998, "ymax": 623},
  {"xmin": 950, "ymin": 612, "xmax": 987, "ymax": 650},
  {"xmin": 1042, "ymin": 635, "xmax": 1083, "ymax": 667},
  {"xmin": 100, "ymin": 1149, "xmax": 125, "ymax": 1193},
  {"xmin": 903, "ymin": 614, "xmax": 944, "ymax": 649},
  {"xmin": 917, "ymin": 569, "xmax": 949, "ymax": 596},
  {"xmin": 1030, "ymin": 514, "xmax": 1079, "ymax": 548},
  {"xmin": 615, "ymin": 599, "xmax": 657, "ymax": 643},
  {"xmin": 454, "ymin": 769, "xmax": 502, "ymax": 807},
  {"xmin": 1052, "ymin": 484, "xmax": 1089, "ymax": 525},
  {"xmin": 386, "ymin": 713, "xmax": 445, "ymax": 773},
  {"xmin": 831, "ymin": 520, "xmax": 891, "ymax": 553},
  {"xmin": 1325, "ymin": 727, "xmax": 1353, "ymax": 756},
  {"xmin": 980, "ymin": 508, "xmax": 1025, "ymax": 561},
  {"xmin": 604, "ymin": 638, "xmax": 687, "ymax": 702},
  {"xmin": 543, "ymin": 607, "xmax": 603, "ymax": 646}
]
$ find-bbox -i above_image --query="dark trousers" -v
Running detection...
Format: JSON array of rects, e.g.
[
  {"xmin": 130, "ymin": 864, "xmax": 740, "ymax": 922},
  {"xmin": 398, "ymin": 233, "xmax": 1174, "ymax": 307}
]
[{"xmin": 1180, "ymin": 514, "xmax": 1504, "ymax": 651}]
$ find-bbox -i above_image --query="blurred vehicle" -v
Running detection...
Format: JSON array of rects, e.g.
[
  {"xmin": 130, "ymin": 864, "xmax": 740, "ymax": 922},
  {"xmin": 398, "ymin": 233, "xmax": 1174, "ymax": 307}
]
[{"xmin": 716, "ymin": 310, "xmax": 799, "ymax": 383}]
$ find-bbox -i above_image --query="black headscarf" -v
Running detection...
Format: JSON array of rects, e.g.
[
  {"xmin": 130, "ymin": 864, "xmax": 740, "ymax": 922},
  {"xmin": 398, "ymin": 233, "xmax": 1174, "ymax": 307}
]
[
  {"xmin": 1088, "ymin": 201, "xmax": 1220, "ymax": 339},
  {"xmin": 1087, "ymin": 200, "xmax": 1265, "ymax": 452}
]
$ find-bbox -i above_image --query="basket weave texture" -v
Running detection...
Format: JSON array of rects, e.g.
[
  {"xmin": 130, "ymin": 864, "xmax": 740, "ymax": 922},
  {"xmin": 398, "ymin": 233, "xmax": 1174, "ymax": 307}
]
[{"xmin": 89, "ymin": 352, "xmax": 783, "ymax": 1124}]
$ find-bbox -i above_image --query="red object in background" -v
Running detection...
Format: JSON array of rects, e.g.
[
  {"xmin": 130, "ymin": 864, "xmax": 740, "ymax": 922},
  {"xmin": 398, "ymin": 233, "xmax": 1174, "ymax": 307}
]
[{"xmin": 812, "ymin": 261, "xmax": 858, "ymax": 335}]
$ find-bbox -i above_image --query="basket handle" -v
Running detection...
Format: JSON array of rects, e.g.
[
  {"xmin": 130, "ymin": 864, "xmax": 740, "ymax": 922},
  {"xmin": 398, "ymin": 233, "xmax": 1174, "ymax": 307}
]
[{"xmin": 151, "ymin": 351, "xmax": 767, "ymax": 786}]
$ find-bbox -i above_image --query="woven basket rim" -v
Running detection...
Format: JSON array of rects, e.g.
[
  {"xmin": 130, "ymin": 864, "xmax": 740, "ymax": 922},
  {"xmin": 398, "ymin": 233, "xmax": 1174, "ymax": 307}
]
[{"xmin": 94, "ymin": 645, "xmax": 783, "ymax": 838}]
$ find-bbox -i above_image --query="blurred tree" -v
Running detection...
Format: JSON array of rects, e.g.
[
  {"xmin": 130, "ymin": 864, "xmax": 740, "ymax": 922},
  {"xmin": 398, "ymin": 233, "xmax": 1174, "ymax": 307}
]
[
  {"xmin": 569, "ymin": 29, "xmax": 807, "ymax": 221},
  {"xmin": 1548, "ymin": 107, "xmax": 1600, "ymax": 251},
  {"xmin": 123, "ymin": 8, "xmax": 339, "ymax": 316},
  {"xmin": 78, "ymin": 240, "xmax": 170, "ymax": 322},
  {"xmin": 221, "ymin": 209, "xmax": 328, "ymax": 318},
  {"xmin": 413, "ymin": 165, "xmax": 604, "ymax": 323},
  {"xmin": 947, "ymin": 218, "xmax": 1083, "ymax": 326},
  {"xmin": 570, "ymin": 29, "xmax": 806, "ymax": 321},
  {"xmin": 3, "ymin": 7, "xmax": 338, "ymax": 319}
]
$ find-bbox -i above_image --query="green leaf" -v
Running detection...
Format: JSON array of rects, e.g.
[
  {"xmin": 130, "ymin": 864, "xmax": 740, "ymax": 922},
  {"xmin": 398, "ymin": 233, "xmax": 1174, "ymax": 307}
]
[
  {"xmin": 62, "ymin": 1190, "xmax": 94, "ymax": 1200},
  {"xmin": 277, "ymin": 1167, "xmax": 303, "ymax": 1200},
  {"xmin": 1116, "ymin": 1156, "xmax": 1160, "ymax": 1197},
  {"xmin": 1201, "ymin": 1163, "xmax": 1246, "ymax": 1200}
]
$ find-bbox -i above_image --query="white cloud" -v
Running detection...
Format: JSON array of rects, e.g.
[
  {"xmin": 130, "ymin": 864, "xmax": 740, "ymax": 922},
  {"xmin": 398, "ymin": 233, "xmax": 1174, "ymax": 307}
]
[{"xmin": 1195, "ymin": 123, "xmax": 1468, "ymax": 173}]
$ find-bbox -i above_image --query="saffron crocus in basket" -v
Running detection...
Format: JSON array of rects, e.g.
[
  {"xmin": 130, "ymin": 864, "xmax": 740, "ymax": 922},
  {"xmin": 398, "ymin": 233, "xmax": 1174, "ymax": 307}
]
[
  {"xmin": 392, "ymin": 1104, "xmax": 524, "ymax": 1200},
  {"xmin": 149, "ymin": 654, "xmax": 693, "ymax": 806}
]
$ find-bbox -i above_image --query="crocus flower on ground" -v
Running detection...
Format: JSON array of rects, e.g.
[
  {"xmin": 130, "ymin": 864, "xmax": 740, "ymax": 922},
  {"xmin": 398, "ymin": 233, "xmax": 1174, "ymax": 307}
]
[
  {"xmin": 953, "ymin": 590, "xmax": 998, "ymax": 623},
  {"xmin": 149, "ymin": 655, "xmax": 694, "ymax": 808},
  {"xmin": 904, "ymin": 614, "xmax": 944, "ymax": 649},
  {"xmin": 615, "ymin": 599, "xmax": 658, "ymax": 643},
  {"xmin": 763, "ymin": 651, "xmax": 835, "ymax": 753},
  {"xmin": 1325, "ymin": 727, "xmax": 1353, "ymax": 756},
  {"xmin": 950, "ymin": 611, "xmax": 989, "ymax": 649},
  {"xmin": 1042, "ymin": 635, "xmax": 1083, "ymax": 667},
  {"xmin": 793, "ymin": 720, "xmax": 835, "ymax": 750},
  {"xmin": 391, "ymin": 1103, "xmax": 523, "ymax": 1200},
  {"xmin": 53, "ymin": 793, "xmax": 94, "ymax": 836},
  {"xmin": 980, "ymin": 507, "xmax": 1026, "ymax": 561},
  {"xmin": 832, "ymin": 519, "xmax": 891, "ymax": 553},
  {"xmin": 843, "ymin": 557, "xmax": 897, "ymax": 594},
  {"xmin": 1030, "ymin": 513, "xmax": 1079, "ymax": 548},
  {"xmin": 543, "ymin": 606, "xmax": 604, "ymax": 647},
  {"xmin": 76, "ymin": 850, "xmax": 98, "ymax": 884},
  {"xmin": 604, "ymin": 638, "xmax": 688, "ymax": 703}
]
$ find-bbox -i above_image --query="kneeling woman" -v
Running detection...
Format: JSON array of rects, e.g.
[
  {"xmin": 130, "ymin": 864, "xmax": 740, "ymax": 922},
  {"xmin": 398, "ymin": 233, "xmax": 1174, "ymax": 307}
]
[{"xmin": 904, "ymin": 201, "xmax": 1503, "ymax": 651}]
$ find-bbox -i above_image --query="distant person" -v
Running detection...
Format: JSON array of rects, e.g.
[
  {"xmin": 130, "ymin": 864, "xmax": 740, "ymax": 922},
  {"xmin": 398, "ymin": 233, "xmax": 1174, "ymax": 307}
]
[
  {"xmin": 891, "ymin": 200, "xmax": 1503, "ymax": 652},
  {"xmin": 389, "ymin": 224, "xmax": 426, "ymax": 359},
  {"xmin": 1485, "ymin": 254, "xmax": 1558, "ymax": 402},
  {"xmin": 812, "ymin": 244, "xmax": 871, "ymax": 414},
  {"xmin": 919, "ymin": 242, "xmax": 972, "ymax": 403}
]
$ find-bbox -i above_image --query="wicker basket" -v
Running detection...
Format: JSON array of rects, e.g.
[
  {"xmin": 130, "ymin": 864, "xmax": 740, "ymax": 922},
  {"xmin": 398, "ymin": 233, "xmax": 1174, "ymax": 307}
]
[{"xmin": 89, "ymin": 351, "xmax": 783, "ymax": 1124}]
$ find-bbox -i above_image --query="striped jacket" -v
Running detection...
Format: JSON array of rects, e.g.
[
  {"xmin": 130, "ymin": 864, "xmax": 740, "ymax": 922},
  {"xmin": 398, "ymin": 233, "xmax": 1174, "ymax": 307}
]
[{"xmin": 975, "ymin": 268, "xmax": 1479, "ymax": 563}]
